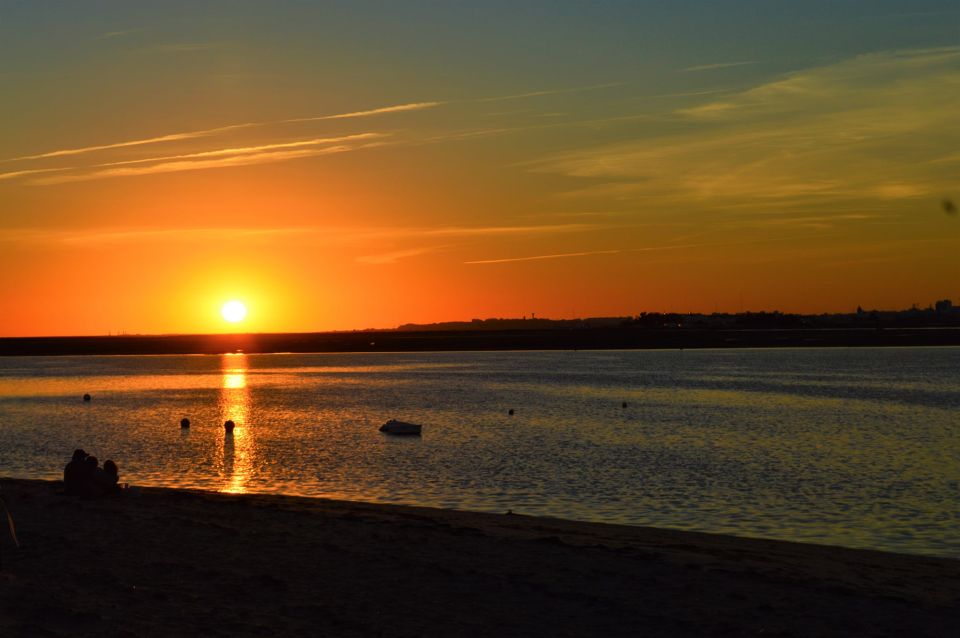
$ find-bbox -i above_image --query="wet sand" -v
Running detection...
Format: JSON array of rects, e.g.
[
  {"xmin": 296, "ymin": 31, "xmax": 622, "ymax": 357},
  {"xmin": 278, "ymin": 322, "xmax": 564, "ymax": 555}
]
[{"xmin": 0, "ymin": 478, "xmax": 957, "ymax": 637}]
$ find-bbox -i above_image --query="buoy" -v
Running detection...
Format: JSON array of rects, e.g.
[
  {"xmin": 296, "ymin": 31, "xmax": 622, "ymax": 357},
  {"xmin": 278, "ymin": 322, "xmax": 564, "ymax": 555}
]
[
  {"xmin": 82, "ymin": 393, "xmax": 91, "ymax": 402},
  {"xmin": 180, "ymin": 418, "xmax": 190, "ymax": 428},
  {"xmin": 508, "ymin": 409, "xmax": 515, "ymax": 416},
  {"xmin": 622, "ymin": 402, "xmax": 628, "ymax": 409},
  {"xmin": 224, "ymin": 420, "xmax": 235, "ymax": 433}
]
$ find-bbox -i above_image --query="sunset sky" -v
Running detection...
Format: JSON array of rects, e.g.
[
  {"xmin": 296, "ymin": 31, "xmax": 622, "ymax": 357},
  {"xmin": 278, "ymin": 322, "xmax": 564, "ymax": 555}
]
[{"xmin": 1, "ymin": 1, "xmax": 958, "ymax": 336}]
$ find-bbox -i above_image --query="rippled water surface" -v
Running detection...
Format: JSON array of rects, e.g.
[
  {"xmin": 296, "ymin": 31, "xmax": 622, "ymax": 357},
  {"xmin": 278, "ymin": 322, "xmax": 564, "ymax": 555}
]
[{"xmin": 1, "ymin": 348, "xmax": 958, "ymax": 557}]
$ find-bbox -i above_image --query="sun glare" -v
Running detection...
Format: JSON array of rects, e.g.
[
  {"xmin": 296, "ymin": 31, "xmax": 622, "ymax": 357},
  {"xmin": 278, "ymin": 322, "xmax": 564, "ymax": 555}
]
[{"xmin": 221, "ymin": 300, "xmax": 248, "ymax": 323}]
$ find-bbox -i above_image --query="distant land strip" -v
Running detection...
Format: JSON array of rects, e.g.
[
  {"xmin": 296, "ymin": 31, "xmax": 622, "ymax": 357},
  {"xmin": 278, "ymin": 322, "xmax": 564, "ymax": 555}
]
[{"xmin": 2, "ymin": 327, "xmax": 960, "ymax": 356}]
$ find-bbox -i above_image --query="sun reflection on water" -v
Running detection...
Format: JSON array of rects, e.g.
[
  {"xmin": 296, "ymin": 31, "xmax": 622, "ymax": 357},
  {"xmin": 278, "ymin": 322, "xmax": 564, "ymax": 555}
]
[
  {"xmin": 218, "ymin": 353, "xmax": 255, "ymax": 494},
  {"xmin": 222, "ymin": 372, "xmax": 246, "ymax": 390}
]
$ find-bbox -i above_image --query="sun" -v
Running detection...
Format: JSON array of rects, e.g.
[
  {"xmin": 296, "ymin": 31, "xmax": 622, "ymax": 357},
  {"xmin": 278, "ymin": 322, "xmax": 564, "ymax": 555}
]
[{"xmin": 221, "ymin": 300, "xmax": 248, "ymax": 323}]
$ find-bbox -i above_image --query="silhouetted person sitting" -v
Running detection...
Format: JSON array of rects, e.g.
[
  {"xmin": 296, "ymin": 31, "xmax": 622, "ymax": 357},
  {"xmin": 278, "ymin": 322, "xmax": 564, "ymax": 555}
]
[
  {"xmin": 83, "ymin": 455, "xmax": 101, "ymax": 497},
  {"xmin": 64, "ymin": 449, "xmax": 88, "ymax": 495},
  {"xmin": 97, "ymin": 459, "xmax": 122, "ymax": 495}
]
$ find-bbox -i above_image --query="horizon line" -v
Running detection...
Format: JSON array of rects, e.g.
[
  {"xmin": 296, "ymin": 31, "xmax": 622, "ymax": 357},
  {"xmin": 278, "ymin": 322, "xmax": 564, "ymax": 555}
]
[{"xmin": 1, "ymin": 302, "xmax": 957, "ymax": 340}]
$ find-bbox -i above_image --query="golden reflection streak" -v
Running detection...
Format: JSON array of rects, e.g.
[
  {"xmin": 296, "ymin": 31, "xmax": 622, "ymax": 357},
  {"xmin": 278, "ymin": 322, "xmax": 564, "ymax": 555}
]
[{"xmin": 218, "ymin": 353, "xmax": 255, "ymax": 494}]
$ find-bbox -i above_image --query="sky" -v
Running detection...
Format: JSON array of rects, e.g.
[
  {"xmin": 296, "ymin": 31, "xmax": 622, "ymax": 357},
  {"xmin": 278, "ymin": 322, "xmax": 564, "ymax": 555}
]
[{"xmin": 1, "ymin": 1, "xmax": 958, "ymax": 336}]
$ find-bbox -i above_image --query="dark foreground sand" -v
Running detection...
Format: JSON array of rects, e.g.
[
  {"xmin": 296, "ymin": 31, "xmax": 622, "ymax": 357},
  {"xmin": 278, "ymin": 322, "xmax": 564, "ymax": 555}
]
[{"xmin": 0, "ymin": 479, "xmax": 957, "ymax": 637}]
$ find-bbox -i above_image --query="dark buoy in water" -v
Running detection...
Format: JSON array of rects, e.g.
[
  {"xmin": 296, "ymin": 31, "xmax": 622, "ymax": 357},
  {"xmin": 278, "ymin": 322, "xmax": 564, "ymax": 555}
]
[
  {"xmin": 82, "ymin": 393, "xmax": 91, "ymax": 402},
  {"xmin": 224, "ymin": 419, "xmax": 235, "ymax": 433},
  {"xmin": 622, "ymin": 402, "xmax": 628, "ymax": 409},
  {"xmin": 508, "ymin": 408, "xmax": 515, "ymax": 416},
  {"xmin": 180, "ymin": 418, "xmax": 190, "ymax": 429}
]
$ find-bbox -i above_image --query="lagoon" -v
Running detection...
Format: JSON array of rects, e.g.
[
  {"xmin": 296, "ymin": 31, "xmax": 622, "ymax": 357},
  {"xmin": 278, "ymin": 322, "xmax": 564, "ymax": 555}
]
[{"xmin": 0, "ymin": 347, "xmax": 957, "ymax": 557}]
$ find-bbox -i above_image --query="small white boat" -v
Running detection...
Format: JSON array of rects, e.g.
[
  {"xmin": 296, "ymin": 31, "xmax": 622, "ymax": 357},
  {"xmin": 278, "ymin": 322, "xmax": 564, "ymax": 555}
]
[{"xmin": 379, "ymin": 419, "xmax": 422, "ymax": 435}]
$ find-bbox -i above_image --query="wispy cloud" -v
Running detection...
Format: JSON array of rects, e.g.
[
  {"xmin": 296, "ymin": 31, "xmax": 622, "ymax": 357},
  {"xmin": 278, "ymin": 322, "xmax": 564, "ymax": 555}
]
[
  {"xmin": 97, "ymin": 28, "xmax": 142, "ymax": 40},
  {"xmin": 2, "ymin": 222, "xmax": 597, "ymax": 246},
  {"xmin": 0, "ymin": 226, "xmax": 316, "ymax": 245},
  {"xmin": 356, "ymin": 247, "xmax": 440, "ymax": 264},
  {"xmin": 155, "ymin": 43, "xmax": 219, "ymax": 53},
  {"xmin": 413, "ymin": 223, "xmax": 595, "ymax": 238},
  {"xmin": 4, "ymin": 84, "xmax": 624, "ymax": 173},
  {"xmin": 629, "ymin": 89, "xmax": 729, "ymax": 101},
  {"xmin": 0, "ymin": 168, "xmax": 67, "ymax": 181},
  {"xmin": 305, "ymin": 102, "xmax": 440, "ymax": 121},
  {"xmin": 72, "ymin": 227, "xmax": 307, "ymax": 245},
  {"xmin": 525, "ymin": 211, "xmax": 637, "ymax": 220},
  {"xmin": 537, "ymin": 47, "xmax": 960, "ymax": 207},
  {"xmin": 731, "ymin": 213, "xmax": 883, "ymax": 230},
  {"xmin": 684, "ymin": 61, "xmax": 758, "ymax": 72},
  {"xmin": 32, "ymin": 145, "xmax": 362, "ymax": 185},
  {"xmin": 465, "ymin": 249, "xmax": 621, "ymax": 264},
  {"xmin": 6, "ymin": 82, "xmax": 631, "ymax": 170},
  {"xmin": 476, "ymin": 82, "xmax": 625, "ymax": 102},
  {"xmin": 94, "ymin": 133, "xmax": 385, "ymax": 168},
  {"xmin": 5, "ymin": 102, "xmax": 438, "ymax": 163},
  {"xmin": 464, "ymin": 243, "xmax": 692, "ymax": 265},
  {"xmin": 13, "ymin": 133, "xmax": 384, "ymax": 185},
  {"xmin": 332, "ymin": 222, "xmax": 598, "ymax": 243},
  {"xmin": 9, "ymin": 131, "xmax": 227, "ymax": 162},
  {"xmin": 677, "ymin": 47, "xmax": 960, "ymax": 121},
  {"xmin": 465, "ymin": 235, "xmax": 831, "ymax": 266}
]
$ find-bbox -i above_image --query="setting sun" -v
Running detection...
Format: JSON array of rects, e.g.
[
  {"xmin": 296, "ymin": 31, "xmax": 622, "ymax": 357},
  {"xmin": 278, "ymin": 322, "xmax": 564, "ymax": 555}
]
[{"xmin": 221, "ymin": 301, "xmax": 248, "ymax": 323}]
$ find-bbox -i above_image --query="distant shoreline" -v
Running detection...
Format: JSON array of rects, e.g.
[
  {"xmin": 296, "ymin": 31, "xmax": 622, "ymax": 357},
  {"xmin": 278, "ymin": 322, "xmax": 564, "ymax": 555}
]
[{"xmin": 2, "ymin": 326, "xmax": 960, "ymax": 356}]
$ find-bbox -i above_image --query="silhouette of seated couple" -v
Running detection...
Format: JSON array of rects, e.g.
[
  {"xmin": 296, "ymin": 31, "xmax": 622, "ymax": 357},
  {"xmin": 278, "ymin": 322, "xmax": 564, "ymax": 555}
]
[{"xmin": 63, "ymin": 449, "xmax": 123, "ymax": 496}]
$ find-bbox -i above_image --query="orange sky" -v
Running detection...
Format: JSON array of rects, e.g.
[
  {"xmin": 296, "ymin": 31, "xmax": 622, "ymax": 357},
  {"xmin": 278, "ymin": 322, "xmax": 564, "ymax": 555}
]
[{"xmin": 1, "ymin": 3, "xmax": 958, "ymax": 336}]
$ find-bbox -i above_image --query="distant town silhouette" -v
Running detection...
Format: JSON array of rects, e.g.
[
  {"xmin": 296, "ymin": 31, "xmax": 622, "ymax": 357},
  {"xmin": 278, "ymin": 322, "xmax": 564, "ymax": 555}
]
[{"xmin": 398, "ymin": 299, "xmax": 960, "ymax": 332}]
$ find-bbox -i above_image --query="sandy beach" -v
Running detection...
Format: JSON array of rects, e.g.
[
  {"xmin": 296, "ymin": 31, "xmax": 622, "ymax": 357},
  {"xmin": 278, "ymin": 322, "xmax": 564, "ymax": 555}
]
[{"xmin": 0, "ymin": 479, "xmax": 957, "ymax": 637}]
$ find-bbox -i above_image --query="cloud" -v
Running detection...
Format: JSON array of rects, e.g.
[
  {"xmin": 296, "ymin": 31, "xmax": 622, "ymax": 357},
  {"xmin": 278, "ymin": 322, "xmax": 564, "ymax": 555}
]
[
  {"xmin": 409, "ymin": 223, "xmax": 597, "ymax": 238},
  {"xmin": 10, "ymin": 131, "xmax": 226, "ymax": 162},
  {"xmin": 23, "ymin": 134, "xmax": 386, "ymax": 185},
  {"xmin": 31, "ymin": 145, "xmax": 363, "ymax": 185},
  {"xmin": 631, "ymin": 89, "xmax": 729, "ymax": 101},
  {"xmin": 94, "ymin": 133, "xmax": 385, "ymax": 167},
  {"xmin": 0, "ymin": 226, "xmax": 315, "ymax": 245},
  {"xmin": 332, "ymin": 222, "xmax": 598, "ymax": 245},
  {"xmin": 64, "ymin": 227, "xmax": 307, "ymax": 245},
  {"xmin": 155, "ymin": 43, "xmax": 218, "ymax": 53},
  {"xmin": 6, "ymin": 102, "xmax": 438, "ymax": 163},
  {"xmin": 476, "ymin": 82, "xmax": 626, "ymax": 102},
  {"xmin": 730, "ymin": 213, "xmax": 883, "ymax": 230},
  {"xmin": 465, "ymin": 249, "xmax": 621, "ymax": 264},
  {"xmin": 6, "ymin": 82, "xmax": 632, "ymax": 169},
  {"xmin": 97, "ymin": 29, "xmax": 142, "ymax": 40},
  {"xmin": 2, "ymin": 223, "xmax": 596, "ymax": 246},
  {"xmin": 536, "ymin": 47, "xmax": 960, "ymax": 208},
  {"xmin": 356, "ymin": 247, "xmax": 439, "ymax": 264},
  {"xmin": 464, "ymin": 235, "xmax": 832, "ymax": 266},
  {"xmin": 304, "ymin": 102, "xmax": 440, "ymax": 121},
  {"xmin": 3, "ymin": 84, "xmax": 625, "ymax": 175},
  {"xmin": 684, "ymin": 61, "xmax": 758, "ymax": 72},
  {"xmin": 677, "ymin": 47, "xmax": 960, "ymax": 121},
  {"xmin": 0, "ymin": 168, "xmax": 67, "ymax": 181},
  {"xmin": 463, "ymin": 243, "xmax": 691, "ymax": 265},
  {"xmin": 335, "ymin": 224, "xmax": 601, "ymax": 247}
]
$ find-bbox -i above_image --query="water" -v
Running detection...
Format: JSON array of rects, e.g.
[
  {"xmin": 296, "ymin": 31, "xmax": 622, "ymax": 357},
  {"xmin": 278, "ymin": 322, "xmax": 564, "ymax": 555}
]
[{"xmin": 1, "ymin": 348, "xmax": 958, "ymax": 558}]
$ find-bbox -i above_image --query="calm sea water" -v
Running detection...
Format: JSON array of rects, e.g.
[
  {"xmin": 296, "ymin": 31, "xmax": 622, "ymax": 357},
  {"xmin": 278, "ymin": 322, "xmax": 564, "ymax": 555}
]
[{"xmin": 0, "ymin": 348, "xmax": 958, "ymax": 557}]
